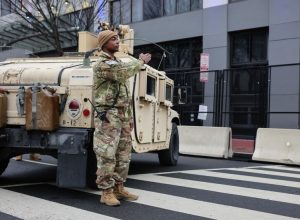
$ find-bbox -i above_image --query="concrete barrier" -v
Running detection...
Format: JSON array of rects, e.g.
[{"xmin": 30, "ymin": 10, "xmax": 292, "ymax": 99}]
[
  {"xmin": 253, "ymin": 128, "xmax": 300, "ymax": 165},
  {"xmin": 178, "ymin": 126, "xmax": 232, "ymax": 158}
]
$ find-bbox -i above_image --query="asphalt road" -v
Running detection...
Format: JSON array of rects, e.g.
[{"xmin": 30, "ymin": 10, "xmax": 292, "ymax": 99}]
[{"xmin": 0, "ymin": 153, "xmax": 300, "ymax": 220}]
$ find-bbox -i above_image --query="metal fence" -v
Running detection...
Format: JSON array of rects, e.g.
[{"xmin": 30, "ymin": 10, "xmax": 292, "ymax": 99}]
[{"xmin": 167, "ymin": 63, "xmax": 300, "ymax": 139}]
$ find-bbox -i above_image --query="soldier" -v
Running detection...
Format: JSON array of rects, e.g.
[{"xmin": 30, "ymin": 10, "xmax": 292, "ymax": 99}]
[{"xmin": 93, "ymin": 30, "xmax": 151, "ymax": 206}]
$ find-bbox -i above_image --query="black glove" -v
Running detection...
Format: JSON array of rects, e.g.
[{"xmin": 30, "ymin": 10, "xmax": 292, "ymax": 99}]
[{"xmin": 98, "ymin": 111, "xmax": 110, "ymax": 123}]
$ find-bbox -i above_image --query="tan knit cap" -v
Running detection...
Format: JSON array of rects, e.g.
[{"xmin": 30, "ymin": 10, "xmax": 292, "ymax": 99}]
[{"xmin": 97, "ymin": 30, "xmax": 118, "ymax": 49}]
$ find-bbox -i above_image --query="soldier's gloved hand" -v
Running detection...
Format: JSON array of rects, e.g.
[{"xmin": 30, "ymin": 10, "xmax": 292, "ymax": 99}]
[
  {"xmin": 139, "ymin": 53, "xmax": 151, "ymax": 64},
  {"xmin": 99, "ymin": 111, "xmax": 110, "ymax": 123}
]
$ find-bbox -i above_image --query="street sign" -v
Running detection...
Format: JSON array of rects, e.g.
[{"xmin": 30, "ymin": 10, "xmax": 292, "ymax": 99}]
[
  {"xmin": 200, "ymin": 53, "xmax": 209, "ymax": 72},
  {"xmin": 200, "ymin": 53, "xmax": 209, "ymax": 82},
  {"xmin": 200, "ymin": 72, "xmax": 209, "ymax": 82}
]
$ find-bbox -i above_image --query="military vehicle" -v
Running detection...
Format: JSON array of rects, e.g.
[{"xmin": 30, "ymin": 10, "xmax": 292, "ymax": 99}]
[{"xmin": 0, "ymin": 25, "xmax": 180, "ymax": 188}]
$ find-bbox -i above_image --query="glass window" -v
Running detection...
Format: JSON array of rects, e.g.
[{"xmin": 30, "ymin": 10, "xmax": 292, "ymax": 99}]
[
  {"xmin": 166, "ymin": 84, "xmax": 172, "ymax": 101},
  {"xmin": 251, "ymin": 31, "xmax": 268, "ymax": 62},
  {"xmin": 165, "ymin": 44, "xmax": 177, "ymax": 70},
  {"xmin": 230, "ymin": 29, "xmax": 268, "ymax": 66},
  {"xmin": 112, "ymin": 1, "xmax": 121, "ymax": 26},
  {"xmin": 144, "ymin": 0, "xmax": 162, "ymax": 20},
  {"xmin": 231, "ymin": 33, "xmax": 250, "ymax": 65},
  {"xmin": 177, "ymin": 42, "xmax": 190, "ymax": 68},
  {"xmin": 135, "ymin": 37, "xmax": 202, "ymax": 70},
  {"xmin": 177, "ymin": 0, "xmax": 190, "ymax": 14},
  {"xmin": 164, "ymin": 0, "xmax": 176, "ymax": 16},
  {"xmin": 231, "ymin": 70, "xmax": 256, "ymax": 94},
  {"xmin": 147, "ymin": 75, "xmax": 156, "ymax": 96},
  {"xmin": 191, "ymin": 38, "xmax": 202, "ymax": 68},
  {"xmin": 121, "ymin": 0, "xmax": 131, "ymax": 24},
  {"xmin": 132, "ymin": 0, "xmax": 143, "ymax": 22},
  {"xmin": 191, "ymin": 0, "xmax": 202, "ymax": 10},
  {"xmin": 151, "ymin": 49, "xmax": 164, "ymax": 69},
  {"xmin": 112, "ymin": 0, "xmax": 202, "ymax": 24}
]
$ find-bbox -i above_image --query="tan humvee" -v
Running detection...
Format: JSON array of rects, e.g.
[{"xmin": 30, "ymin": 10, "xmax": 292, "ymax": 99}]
[{"xmin": 0, "ymin": 25, "xmax": 180, "ymax": 188}]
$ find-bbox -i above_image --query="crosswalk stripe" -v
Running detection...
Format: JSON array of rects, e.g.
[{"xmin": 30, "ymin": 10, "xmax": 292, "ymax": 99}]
[
  {"xmin": 182, "ymin": 169, "xmax": 300, "ymax": 188},
  {"xmin": 129, "ymin": 174, "xmax": 300, "ymax": 205},
  {"xmin": 207, "ymin": 165, "xmax": 284, "ymax": 171},
  {"xmin": 227, "ymin": 168, "xmax": 300, "ymax": 179},
  {"xmin": 263, "ymin": 166, "xmax": 300, "ymax": 172},
  {"xmin": 82, "ymin": 187, "xmax": 298, "ymax": 220},
  {"xmin": 0, "ymin": 188, "xmax": 118, "ymax": 220},
  {"xmin": 2, "ymin": 163, "xmax": 298, "ymax": 219}
]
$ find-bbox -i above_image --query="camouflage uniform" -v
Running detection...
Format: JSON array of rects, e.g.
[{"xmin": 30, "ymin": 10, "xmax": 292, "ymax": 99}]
[{"xmin": 93, "ymin": 51, "xmax": 143, "ymax": 189}]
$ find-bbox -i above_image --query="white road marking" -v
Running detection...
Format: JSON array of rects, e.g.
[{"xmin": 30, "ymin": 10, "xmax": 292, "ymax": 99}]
[
  {"xmin": 82, "ymin": 188, "xmax": 298, "ymax": 220},
  {"xmin": 128, "ymin": 165, "xmax": 284, "ymax": 176},
  {"xmin": 182, "ymin": 169, "xmax": 300, "ymax": 188},
  {"xmin": 227, "ymin": 167, "xmax": 300, "ymax": 178},
  {"xmin": 128, "ymin": 173, "xmax": 300, "ymax": 205},
  {"xmin": 207, "ymin": 164, "xmax": 283, "ymax": 171},
  {"xmin": 262, "ymin": 166, "xmax": 300, "ymax": 172},
  {"xmin": 0, "ymin": 188, "xmax": 118, "ymax": 220},
  {"xmin": 1, "ymin": 164, "xmax": 299, "ymax": 220}
]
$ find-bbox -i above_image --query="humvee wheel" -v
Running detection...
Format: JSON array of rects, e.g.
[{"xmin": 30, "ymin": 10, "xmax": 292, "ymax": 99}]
[
  {"xmin": 158, "ymin": 123, "xmax": 179, "ymax": 166},
  {"xmin": 86, "ymin": 144, "xmax": 97, "ymax": 189},
  {"xmin": 0, "ymin": 158, "xmax": 9, "ymax": 176}
]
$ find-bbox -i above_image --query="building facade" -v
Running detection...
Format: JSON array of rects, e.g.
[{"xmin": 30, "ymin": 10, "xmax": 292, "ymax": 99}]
[{"xmin": 111, "ymin": 0, "xmax": 300, "ymax": 140}]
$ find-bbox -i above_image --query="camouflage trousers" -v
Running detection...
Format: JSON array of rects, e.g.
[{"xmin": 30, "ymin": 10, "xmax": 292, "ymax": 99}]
[{"xmin": 93, "ymin": 107, "xmax": 133, "ymax": 189}]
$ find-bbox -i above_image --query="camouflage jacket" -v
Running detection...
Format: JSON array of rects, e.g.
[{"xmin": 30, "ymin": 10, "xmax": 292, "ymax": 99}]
[{"xmin": 93, "ymin": 51, "xmax": 143, "ymax": 117}]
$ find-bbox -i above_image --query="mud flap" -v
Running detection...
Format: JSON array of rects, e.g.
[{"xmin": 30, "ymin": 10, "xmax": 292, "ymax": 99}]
[
  {"xmin": 57, "ymin": 153, "xmax": 87, "ymax": 188},
  {"xmin": 56, "ymin": 132, "xmax": 90, "ymax": 188}
]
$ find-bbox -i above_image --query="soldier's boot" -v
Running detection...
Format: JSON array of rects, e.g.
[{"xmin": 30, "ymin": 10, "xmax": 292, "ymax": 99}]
[
  {"xmin": 29, "ymin": 153, "xmax": 41, "ymax": 161},
  {"xmin": 15, "ymin": 155, "xmax": 22, "ymax": 161},
  {"xmin": 100, "ymin": 188, "xmax": 120, "ymax": 206},
  {"xmin": 114, "ymin": 183, "xmax": 138, "ymax": 201}
]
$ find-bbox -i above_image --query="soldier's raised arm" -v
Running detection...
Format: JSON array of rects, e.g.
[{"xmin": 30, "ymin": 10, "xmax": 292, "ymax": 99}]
[
  {"xmin": 93, "ymin": 29, "xmax": 151, "ymax": 83},
  {"xmin": 93, "ymin": 57, "xmax": 142, "ymax": 83}
]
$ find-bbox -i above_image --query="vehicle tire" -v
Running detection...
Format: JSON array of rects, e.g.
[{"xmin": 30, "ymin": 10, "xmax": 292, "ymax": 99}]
[
  {"xmin": 86, "ymin": 143, "xmax": 97, "ymax": 189},
  {"xmin": 158, "ymin": 123, "xmax": 179, "ymax": 166},
  {"xmin": 0, "ymin": 158, "xmax": 9, "ymax": 176}
]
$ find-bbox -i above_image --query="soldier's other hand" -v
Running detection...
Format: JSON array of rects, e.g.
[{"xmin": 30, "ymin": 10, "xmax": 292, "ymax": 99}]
[{"xmin": 139, "ymin": 53, "xmax": 151, "ymax": 64}]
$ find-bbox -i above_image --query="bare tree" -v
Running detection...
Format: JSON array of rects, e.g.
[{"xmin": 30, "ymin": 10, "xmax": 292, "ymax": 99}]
[{"xmin": 3, "ymin": 0, "xmax": 108, "ymax": 56}]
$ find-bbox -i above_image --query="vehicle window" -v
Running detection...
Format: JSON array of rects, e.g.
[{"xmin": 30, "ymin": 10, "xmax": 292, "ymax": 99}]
[
  {"xmin": 166, "ymin": 84, "xmax": 172, "ymax": 101},
  {"xmin": 147, "ymin": 76, "xmax": 156, "ymax": 97}
]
